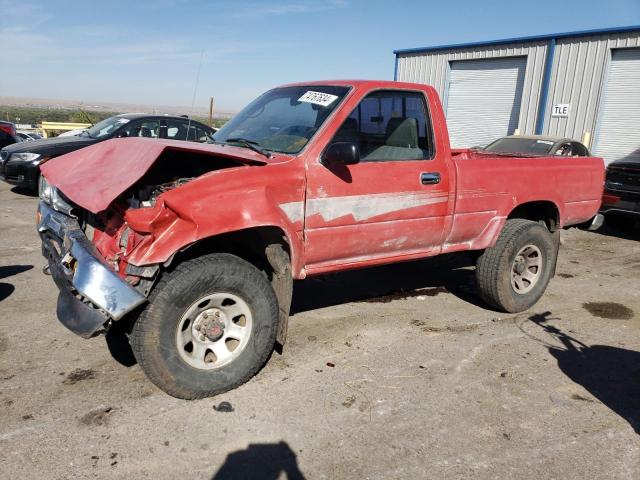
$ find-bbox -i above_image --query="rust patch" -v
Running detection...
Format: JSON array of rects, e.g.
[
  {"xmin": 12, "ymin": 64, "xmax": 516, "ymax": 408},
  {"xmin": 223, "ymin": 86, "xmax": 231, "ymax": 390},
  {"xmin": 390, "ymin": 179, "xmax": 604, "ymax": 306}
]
[
  {"xmin": 583, "ymin": 302, "xmax": 634, "ymax": 320},
  {"xmin": 362, "ymin": 286, "xmax": 449, "ymax": 303}
]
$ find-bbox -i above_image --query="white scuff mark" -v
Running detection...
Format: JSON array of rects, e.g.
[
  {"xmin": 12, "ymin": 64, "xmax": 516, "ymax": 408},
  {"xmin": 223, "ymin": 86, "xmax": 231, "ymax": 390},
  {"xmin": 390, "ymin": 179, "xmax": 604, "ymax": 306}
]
[
  {"xmin": 381, "ymin": 236, "xmax": 409, "ymax": 248},
  {"xmin": 279, "ymin": 201, "xmax": 304, "ymax": 223},
  {"xmin": 307, "ymin": 192, "xmax": 448, "ymax": 222}
]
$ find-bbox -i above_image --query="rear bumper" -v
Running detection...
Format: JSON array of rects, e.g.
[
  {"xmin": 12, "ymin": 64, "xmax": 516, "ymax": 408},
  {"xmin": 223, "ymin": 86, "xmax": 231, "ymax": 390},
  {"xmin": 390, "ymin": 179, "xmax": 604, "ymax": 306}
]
[{"xmin": 38, "ymin": 202, "xmax": 147, "ymax": 338}]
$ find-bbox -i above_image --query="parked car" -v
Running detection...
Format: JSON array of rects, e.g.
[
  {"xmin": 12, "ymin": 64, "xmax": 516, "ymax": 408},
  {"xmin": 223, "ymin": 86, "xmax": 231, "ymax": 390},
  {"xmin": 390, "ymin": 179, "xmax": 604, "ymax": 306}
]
[
  {"xmin": 600, "ymin": 158, "xmax": 640, "ymax": 228},
  {"xmin": 0, "ymin": 121, "xmax": 20, "ymax": 150},
  {"xmin": 57, "ymin": 129, "xmax": 84, "ymax": 137},
  {"xmin": 0, "ymin": 114, "xmax": 215, "ymax": 192},
  {"xmin": 38, "ymin": 80, "xmax": 604, "ymax": 399},
  {"xmin": 480, "ymin": 135, "xmax": 591, "ymax": 157},
  {"xmin": 17, "ymin": 131, "xmax": 43, "ymax": 142}
]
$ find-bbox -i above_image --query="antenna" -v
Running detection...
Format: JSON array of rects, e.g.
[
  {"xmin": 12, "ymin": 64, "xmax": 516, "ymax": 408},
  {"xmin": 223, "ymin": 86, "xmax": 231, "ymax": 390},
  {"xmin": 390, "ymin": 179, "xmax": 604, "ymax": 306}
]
[{"xmin": 186, "ymin": 46, "xmax": 205, "ymax": 140}]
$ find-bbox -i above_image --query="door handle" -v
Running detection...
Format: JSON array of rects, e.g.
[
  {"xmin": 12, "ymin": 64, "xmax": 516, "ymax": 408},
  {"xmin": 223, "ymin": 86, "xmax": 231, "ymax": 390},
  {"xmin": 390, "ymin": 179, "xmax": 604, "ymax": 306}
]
[{"xmin": 420, "ymin": 172, "xmax": 441, "ymax": 185}]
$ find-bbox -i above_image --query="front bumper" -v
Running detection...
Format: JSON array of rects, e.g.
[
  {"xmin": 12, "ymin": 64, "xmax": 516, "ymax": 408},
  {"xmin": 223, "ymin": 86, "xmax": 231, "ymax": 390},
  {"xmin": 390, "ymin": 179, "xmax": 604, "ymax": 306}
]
[
  {"xmin": 38, "ymin": 201, "xmax": 147, "ymax": 338},
  {"xmin": 0, "ymin": 158, "xmax": 40, "ymax": 189},
  {"xmin": 600, "ymin": 188, "xmax": 640, "ymax": 218}
]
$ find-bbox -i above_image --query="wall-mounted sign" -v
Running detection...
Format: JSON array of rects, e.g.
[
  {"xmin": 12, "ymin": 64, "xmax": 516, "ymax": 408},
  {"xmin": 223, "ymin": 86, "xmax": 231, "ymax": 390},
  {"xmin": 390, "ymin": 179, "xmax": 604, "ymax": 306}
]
[{"xmin": 551, "ymin": 104, "xmax": 570, "ymax": 117}]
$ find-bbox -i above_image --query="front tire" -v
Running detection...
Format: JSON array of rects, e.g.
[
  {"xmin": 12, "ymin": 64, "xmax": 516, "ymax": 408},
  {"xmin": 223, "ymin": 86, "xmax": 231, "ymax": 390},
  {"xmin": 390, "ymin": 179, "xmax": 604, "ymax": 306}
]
[
  {"xmin": 475, "ymin": 219, "xmax": 557, "ymax": 313},
  {"xmin": 130, "ymin": 253, "xmax": 279, "ymax": 399}
]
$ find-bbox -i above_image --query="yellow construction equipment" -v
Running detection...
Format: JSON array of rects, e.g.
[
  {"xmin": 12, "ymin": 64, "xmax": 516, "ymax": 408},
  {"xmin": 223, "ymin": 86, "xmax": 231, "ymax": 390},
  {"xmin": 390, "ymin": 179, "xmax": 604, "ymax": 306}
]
[{"xmin": 40, "ymin": 122, "xmax": 91, "ymax": 138}]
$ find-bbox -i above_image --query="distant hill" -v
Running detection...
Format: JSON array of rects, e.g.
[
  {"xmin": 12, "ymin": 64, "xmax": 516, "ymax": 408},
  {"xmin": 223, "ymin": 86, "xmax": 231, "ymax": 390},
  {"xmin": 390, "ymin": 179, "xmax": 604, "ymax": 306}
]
[
  {"xmin": 0, "ymin": 95, "xmax": 234, "ymax": 122},
  {"xmin": 0, "ymin": 96, "xmax": 232, "ymax": 129}
]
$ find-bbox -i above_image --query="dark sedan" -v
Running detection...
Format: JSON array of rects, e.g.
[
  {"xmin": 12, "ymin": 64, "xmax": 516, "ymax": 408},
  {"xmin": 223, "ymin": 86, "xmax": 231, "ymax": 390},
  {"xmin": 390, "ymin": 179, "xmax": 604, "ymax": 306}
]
[
  {"xmin": 601, "ymin": 159, "xmax": 640, "ymax": 228},
  {"xmin": 481, "ymin": 135, "xmax": 591, "ymax": 157},
  {"xmin": 0, "ymin": 113, "xmax": 215, "ymax": 192}
]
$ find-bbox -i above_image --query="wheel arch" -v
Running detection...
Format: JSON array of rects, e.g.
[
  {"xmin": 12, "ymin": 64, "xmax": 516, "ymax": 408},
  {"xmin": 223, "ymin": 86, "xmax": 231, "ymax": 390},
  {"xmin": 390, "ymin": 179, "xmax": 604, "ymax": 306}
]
[
  {"xmin": 166, "ymin": 225, "xmax": 292, "ymax": 270},
  {"xmin": 507, "ymin": 200, "xmax": 561, "ymax": 231},
  {"xmin": 164, "ymin": 225, "xmax": 294, "ymax": 348}
]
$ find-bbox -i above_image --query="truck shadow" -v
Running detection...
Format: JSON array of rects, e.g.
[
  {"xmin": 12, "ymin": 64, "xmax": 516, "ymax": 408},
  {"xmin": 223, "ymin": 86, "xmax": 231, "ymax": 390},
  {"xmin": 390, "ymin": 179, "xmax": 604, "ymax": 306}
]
[
  {"xmin": 210, "ymin": 441, "xmax": 305, "ymax": 480},
  {"xmin": 10, "ymin": 186, "xmax": 37, "ymax": 197},
  {"xmin": 292, "ymin": 252, "xmax": 487, "ymax": 314},
  {"xmin": 0, "ymin": 264, "xmax": 33, "ymax": 301},
  {"xmin": 106, "ymin": 253, "xmax": 487, "ymax": 366},
  {"xmin": 592, "ymin": 223, "xmax": 640, "ymax": 242},
  {"xmin": 527, "ymin": 311, "xmax": 640, "ymax": 434}
]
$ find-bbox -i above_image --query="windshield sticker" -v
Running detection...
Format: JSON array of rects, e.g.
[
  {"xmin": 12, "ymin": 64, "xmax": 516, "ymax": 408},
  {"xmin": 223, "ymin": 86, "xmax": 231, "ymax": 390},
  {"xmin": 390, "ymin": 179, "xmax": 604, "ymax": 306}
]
[
  {"xmin": 117, "ymin": 118, "xmax": 130, "ymax": 124},
  {"xmin": 298, "ymin": 91, "xmax": 339, "ymax": 107},
  {"xmin": 536, "ymin": 140, "xmax": 554, "ymax": 145}
]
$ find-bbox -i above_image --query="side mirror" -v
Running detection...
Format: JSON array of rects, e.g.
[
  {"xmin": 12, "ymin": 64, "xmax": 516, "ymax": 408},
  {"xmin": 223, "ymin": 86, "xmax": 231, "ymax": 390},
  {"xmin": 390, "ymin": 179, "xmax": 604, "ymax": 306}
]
[{"xmin": 323, "ymin": 142, "xmax": 360, "ymax": 166}]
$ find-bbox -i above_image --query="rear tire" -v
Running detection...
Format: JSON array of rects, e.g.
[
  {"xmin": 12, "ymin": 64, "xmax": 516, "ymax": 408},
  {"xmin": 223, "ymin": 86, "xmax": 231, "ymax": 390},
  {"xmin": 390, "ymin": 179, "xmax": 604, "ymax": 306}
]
[
  {"xmin": 130, "ymin": 253, "xmax": 279, "ymax": 399},
  {"xmin": 475, "ymin": 219, "xmax": 556, "ymax": 313}
]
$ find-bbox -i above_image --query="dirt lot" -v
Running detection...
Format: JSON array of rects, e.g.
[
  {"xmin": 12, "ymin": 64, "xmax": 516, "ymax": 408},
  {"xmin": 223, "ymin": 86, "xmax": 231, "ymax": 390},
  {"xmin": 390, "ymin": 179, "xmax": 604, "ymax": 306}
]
[{"xmin": 1, "ymin": 182, "xmax": 639, "ymax": 480}]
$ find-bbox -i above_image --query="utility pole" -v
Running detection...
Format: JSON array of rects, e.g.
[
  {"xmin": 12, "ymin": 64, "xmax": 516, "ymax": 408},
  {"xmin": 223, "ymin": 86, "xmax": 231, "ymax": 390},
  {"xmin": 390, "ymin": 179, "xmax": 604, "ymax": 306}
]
[{"xmin": 208, "ymin": 97, "xmax": 214, "ymax": 128}]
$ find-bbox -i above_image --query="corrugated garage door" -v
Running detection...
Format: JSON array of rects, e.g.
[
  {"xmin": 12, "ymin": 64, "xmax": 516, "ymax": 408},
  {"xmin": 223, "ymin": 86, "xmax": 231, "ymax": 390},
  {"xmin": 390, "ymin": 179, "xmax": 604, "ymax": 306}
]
[
  {"xmin": 595, "ymin": 48, "xmax": 640, "ymax": 164},
  {"xmin": 446, "ymin": 57, "xmax": 526, "ymax": 148}
]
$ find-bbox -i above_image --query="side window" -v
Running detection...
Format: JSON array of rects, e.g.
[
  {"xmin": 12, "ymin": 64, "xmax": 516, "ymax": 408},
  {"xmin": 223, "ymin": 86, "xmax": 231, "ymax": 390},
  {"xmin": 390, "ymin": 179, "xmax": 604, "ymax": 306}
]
[
  {"xmin": 192, "ymin": 126, "xmax": 211, "ymax": 142},
  {"xmin": 571, "ymin": 142, "xmax": 589, "ymax": 156},
  {"xmin": 120, "ymin": 119, "xmax": 160, "ymax": 138},
  {"xmin": 554, "ymin": 143, "xmax": 571, "ymax": 156},
  {"xmin": 166, "ymin": 119, "xmax": 190, "ymax": 141},
  {"xmin": 331, "ymin": 90, "xmax": 433, "ymax": 162}
]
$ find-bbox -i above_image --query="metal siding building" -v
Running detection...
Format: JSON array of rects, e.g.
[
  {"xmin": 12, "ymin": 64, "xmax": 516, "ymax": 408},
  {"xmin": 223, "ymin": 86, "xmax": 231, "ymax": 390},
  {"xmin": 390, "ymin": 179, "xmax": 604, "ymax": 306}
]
[{"xmin": 394, "ymin": 26, "xmax": 640, "ymax": 163}]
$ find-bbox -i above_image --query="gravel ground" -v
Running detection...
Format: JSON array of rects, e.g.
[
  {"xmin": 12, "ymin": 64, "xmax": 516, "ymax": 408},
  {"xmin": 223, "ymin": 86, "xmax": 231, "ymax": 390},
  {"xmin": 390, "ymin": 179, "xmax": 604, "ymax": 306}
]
[{"xmin": 1, "ymin": 182, "xmax": 639, "ymax": 480}]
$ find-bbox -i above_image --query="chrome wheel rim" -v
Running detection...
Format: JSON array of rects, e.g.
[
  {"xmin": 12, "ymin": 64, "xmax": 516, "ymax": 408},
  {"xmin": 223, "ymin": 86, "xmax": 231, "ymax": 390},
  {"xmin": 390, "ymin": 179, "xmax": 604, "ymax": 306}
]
[
  {"xmin": 511, "ymin": 244, "xmax": 543, "ymax": 294},
  {"xmin": 176, "ymin": 292, "xmax": 252, "ymax": 370}
]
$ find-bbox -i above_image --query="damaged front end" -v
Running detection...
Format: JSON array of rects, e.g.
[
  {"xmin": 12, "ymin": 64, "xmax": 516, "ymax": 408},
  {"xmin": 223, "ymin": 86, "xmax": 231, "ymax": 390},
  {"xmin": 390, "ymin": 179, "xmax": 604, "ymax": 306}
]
[
  {"xmin": 38, "ymin": 141, "xmax": 256, "ymax": 338},
  {"xmin": 38, "ymin": 196, "xmax": 148, "ymax": 338}
]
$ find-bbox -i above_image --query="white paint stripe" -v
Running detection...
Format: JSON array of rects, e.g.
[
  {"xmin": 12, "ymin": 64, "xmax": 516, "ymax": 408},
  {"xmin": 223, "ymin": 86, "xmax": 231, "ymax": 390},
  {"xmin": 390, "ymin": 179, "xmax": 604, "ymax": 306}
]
[
  {"xmin": 307, "ymin": 192, "xmax": 448, "ymax": 222},
  {"xmin": 279, "ymin": 201, "xmax": 304, "ymax": 223},
  {"xmin": 280, "ymin": 192, "xmax": 448, "ymax": 224}
]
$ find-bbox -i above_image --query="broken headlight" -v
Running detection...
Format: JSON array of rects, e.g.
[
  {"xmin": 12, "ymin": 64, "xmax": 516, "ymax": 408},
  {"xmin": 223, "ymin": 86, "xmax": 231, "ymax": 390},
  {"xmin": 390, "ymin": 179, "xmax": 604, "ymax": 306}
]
[
  {"xmin": 39, "ymin": 176, "xmax": 74, "ymax": 216},
  {"xmin": 39, "ymin": 175, "xmax": 53, "ymax": 204}
]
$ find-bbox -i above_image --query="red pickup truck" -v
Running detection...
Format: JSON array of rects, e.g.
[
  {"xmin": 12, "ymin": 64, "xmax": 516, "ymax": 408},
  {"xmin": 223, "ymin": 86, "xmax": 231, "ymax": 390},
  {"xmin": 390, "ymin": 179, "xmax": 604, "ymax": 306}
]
[{"xmin": 38, "ymin": 80, "xmax": 604, "ymax": 398}]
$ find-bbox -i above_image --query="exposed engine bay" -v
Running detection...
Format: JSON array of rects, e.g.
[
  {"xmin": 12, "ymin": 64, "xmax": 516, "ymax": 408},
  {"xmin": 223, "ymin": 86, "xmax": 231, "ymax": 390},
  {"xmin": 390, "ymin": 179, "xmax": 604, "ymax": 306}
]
[{"xmin": 125, "ymin": 149, "xmax": 245, "ymax": 208}]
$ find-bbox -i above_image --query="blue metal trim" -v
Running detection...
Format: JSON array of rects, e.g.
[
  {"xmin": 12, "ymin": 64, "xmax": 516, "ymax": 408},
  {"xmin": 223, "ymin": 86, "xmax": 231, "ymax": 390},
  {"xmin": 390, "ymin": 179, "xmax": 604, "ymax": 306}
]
[
  {"xmin": 393, "ymin": 56, "xmax": 398, "ymax": 81},
  {"xmin": 443, "ymin": 60, "xmax": 452, "ymax": 114},
  {"xmin": 393, "ymin": 24, "xmax": 640, "ymax": 55},
  {"xmin": 535, "ymin": 38, "xmax": 556, "ymax": 134}
]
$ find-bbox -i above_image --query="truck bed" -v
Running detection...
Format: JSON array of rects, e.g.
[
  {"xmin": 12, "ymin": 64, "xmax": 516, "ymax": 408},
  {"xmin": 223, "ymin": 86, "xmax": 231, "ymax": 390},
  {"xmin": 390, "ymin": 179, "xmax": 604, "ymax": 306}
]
[{"xmin": 442, "ymin": 149, "xmax": 604, "ymax": 254}]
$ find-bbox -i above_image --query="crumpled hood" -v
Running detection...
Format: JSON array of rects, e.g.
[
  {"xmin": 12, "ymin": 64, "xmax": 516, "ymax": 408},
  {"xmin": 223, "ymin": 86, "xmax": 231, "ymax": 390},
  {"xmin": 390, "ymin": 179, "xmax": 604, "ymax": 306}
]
[{"xmin": 40, "ymin": 138, "xmax": 273, "ymax": 214}]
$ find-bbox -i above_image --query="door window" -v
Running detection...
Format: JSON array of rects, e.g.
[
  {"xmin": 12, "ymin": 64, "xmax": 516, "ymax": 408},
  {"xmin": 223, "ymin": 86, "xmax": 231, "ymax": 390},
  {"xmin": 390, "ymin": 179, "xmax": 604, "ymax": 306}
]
[
  {"xmin": 166, "ymin": 119, "xmax": 191, "ymax": 141},
  {"xmin": 331, "ymin": 90, "xmax": 434, "ymax": 162},
  {"xmin": 120, "ymin": 119, "xmax": 160, "ymax": 138}
]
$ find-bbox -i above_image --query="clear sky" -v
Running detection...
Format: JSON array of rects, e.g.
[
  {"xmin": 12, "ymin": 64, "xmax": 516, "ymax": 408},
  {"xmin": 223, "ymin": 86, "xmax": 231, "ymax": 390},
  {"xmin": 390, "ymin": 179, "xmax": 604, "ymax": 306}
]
[{"xmin": 1, "ymin": 0, "xmax": 639, "ymax": 112}]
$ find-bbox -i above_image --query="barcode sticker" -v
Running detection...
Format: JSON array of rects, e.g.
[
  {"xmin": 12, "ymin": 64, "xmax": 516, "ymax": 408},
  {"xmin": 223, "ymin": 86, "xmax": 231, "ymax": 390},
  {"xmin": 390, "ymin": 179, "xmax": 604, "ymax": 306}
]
[{"xmin": 298, "ymin": 91, "xmax": 338, "ymax": 107}]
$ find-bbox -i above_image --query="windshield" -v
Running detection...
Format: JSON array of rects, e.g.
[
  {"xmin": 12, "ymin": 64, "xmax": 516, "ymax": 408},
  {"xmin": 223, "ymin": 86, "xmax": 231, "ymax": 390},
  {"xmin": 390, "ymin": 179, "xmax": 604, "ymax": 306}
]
[
  {"xmin": 85, "ymin": 116, "xmax": 131, "ymax": 139},
  {"xmin": 483, "ymin": 137, "xmax": 555, "ymax": 155},
  {"xmin": 213, "ymin": 85, "xmax": 350, "ymax": 154}
]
